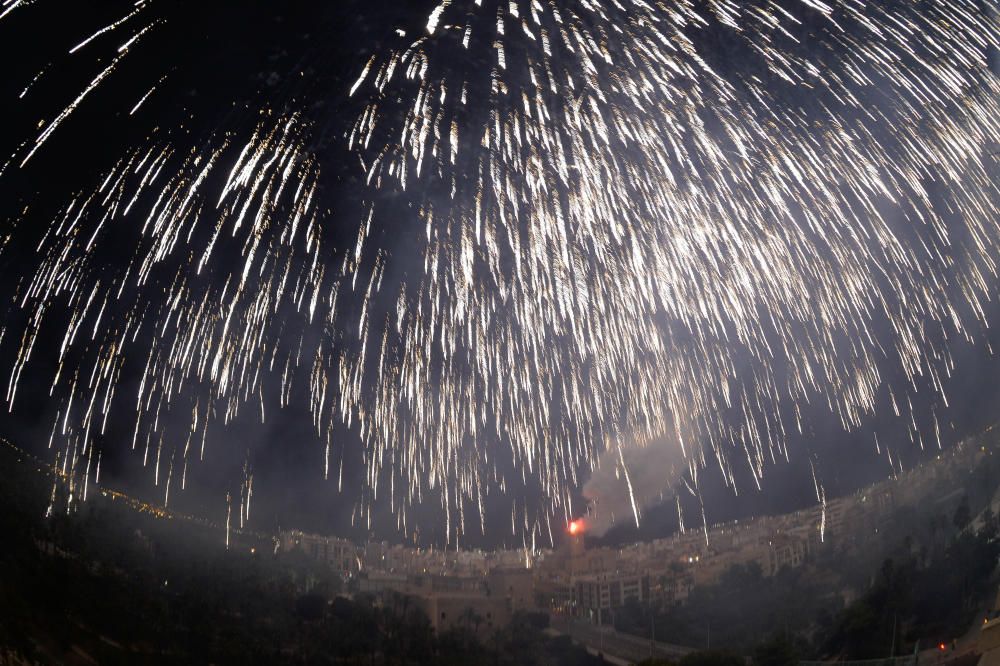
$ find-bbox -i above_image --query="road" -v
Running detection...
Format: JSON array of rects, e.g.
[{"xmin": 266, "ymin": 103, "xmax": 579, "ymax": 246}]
[{"xmin": 550, "ymin": 615, "xmax": 696, "ymax": 664}]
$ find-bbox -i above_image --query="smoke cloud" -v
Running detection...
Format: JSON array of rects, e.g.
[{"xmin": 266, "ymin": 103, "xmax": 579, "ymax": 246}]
[{"xmin": 581, "ymin": 437, "xmax": 688, "ymax": 536}]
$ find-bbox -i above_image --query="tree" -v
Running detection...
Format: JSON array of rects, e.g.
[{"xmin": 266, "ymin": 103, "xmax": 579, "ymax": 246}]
[
  {"xmin": 981, "ymin": 505, "xmax": 998, "ymax": 539},
  {"xmin": 754, "ymin": 632, "xmax": 799, "ymax": 666},
  {"xmin": 294, "ymin": 593, "xmax": 326, "ymax": 621},
  {"xmin": 679, "ymin": 649, "xmax": 745, "ymax": 666},
  {"xmin": 827, "ymin": 601, "xmax": 880, "ymax": 659},
  {"xmin": 953, "ymin": 496, "xmax": 971, "ymax": 531},
  {"xmin": 615, "ymin": 596, "xmax": 649, "ymax": 636}
]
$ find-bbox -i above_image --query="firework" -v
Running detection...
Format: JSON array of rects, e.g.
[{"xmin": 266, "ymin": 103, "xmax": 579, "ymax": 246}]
[{"xmin": 0, "ymin": 0, "xmax": 997, "ymax": 544}]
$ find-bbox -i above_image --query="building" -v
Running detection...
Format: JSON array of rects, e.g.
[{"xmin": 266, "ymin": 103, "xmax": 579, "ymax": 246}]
[
  {"xmin": 760, "ymin": 533, "xmax": 809, "ymax": 576},
  {"xmin": 649, "ymin": 572, "xmax": 693, "ymax": 606},
  {"xmin": 413, "ymin": 593, "xmax": 511, "ymax": 635},
  {"xmin": 356, "ymin": 571, "xmax": 410, "ymax": 595},
  {"xmin": 572, "ymin": 572, "xmax": 650, "ymax": 623},
  {"xmin": 280, "ymin": 530, "xmax": 358, "ymax": 573},
  {"xmin": 488, "ymin": 567, "xmax": 535, "ymax": 611}
]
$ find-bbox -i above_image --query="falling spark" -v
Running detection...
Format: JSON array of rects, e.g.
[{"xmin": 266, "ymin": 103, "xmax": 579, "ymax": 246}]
[{"xmin": 0, "ymin": 0, "xmax": 997, "ymax": 544}]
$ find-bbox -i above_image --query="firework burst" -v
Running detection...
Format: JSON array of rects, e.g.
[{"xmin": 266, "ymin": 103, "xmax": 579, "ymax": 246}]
[{"xmin": 0, "ymin": 0, "xmax": 997, "ymax": 544}]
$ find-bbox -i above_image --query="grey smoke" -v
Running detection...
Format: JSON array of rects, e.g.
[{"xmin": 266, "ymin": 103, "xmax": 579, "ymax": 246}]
[{"xmin": 581, "ymin": 436, "xmax": 688, "ymax": 536}]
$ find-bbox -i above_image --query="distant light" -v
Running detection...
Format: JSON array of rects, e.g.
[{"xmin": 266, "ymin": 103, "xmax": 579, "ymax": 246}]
[
  {"xmin": 939, "ymin": 643, "xmax": 947, "ymax": 651},
  {"xmin": 568, "ymin": 520, "xmax": 583, "ymax": 536}
]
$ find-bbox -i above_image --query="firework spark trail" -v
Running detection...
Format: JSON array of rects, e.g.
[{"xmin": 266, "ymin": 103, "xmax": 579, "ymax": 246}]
[
  {"xmin": 0, "ymin": 0, "xmax": 998, "ymax": 542},
  {"xmin": 345, "ymin": 0, "xmax": 999, "ymax": 536}
]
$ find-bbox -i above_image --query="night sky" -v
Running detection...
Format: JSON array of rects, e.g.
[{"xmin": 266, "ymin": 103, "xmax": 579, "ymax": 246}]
[{"xmin": 0, "ymin": 0, "xmax": 998, "ymax": 549}]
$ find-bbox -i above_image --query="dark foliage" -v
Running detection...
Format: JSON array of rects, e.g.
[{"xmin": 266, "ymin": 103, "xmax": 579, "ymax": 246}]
[{"xmin": 0, "ymin": 452, "xmax": 606, "ymax": 666}]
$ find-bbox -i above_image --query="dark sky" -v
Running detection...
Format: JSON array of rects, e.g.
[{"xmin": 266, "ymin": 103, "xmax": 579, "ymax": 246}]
[{"xmin": 0, "ymin": 0, "xmax": 998, "ymax": 549}]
